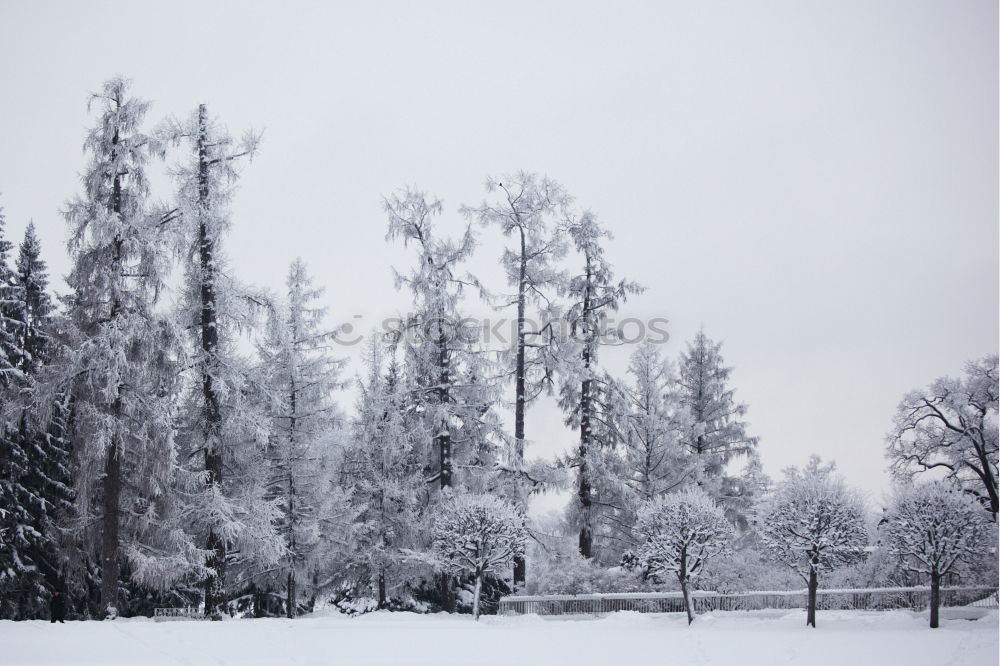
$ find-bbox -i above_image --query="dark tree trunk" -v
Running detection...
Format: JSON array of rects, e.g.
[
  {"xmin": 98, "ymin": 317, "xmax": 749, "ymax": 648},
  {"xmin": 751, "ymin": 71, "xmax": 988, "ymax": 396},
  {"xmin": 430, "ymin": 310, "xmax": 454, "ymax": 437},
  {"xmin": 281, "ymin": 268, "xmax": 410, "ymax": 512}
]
[
  {"xmin": 512, "ymin": 229, "xmax": 527, "ymax": 587},
  {"xmin": 472, "ymin": 574, "xmax": 483, "ymax": 621},
  {"xmin": 99, "ymin": 438, "xmax": 121, "ymax": 619},
  {"xmin": 577, "ymin": 258, "xmax": 594, "ymax": 559},
  {"xmin": 286, "ymin": 570, "xmax": 296, "ymax": 619},
  {"xmin": 377, "ymin": 569, "xmax": 387, "ymax": 608},
  {"xmin": 196, "ymin": 104, "xmax": 226, "ymax": 619},
  {"xmin": 100, "ymin": 129, "xmax": 124, "ymax": 620},
  {"xmin": 929, "ymin": 571, "xmax": 941, "ymax": 628},
  {"xmin": 680, "ymin": 579, "xmax": 694, "ymax": 625},
  {"xmin": 253, "ymin": 587, "xmax": 263, "ymax": 618},
  {"xmin": 436, "ymin": 331, "xmax": 452, "ymax": 489},
  {"xmin": 439, "ymin": 573, "xmax": 455, "ymax": 613},
  {"xmin": 806, "ymin": 563, "xmax": 818, "ymax": 628}
]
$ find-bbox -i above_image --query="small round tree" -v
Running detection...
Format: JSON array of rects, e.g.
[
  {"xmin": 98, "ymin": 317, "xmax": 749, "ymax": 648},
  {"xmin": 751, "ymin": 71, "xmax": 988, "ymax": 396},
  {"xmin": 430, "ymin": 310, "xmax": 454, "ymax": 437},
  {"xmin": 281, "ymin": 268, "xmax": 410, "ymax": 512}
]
[
  {"xmin": 635, "ymin": 488, "xmax": 734, "ymax": 624},
  {"xmin": 884, "ymin": 482, "xmax": 991, "ymax": 628},
  {"xmin": 758, "ymin": 457, "xmax": 868, "ymax": 627},
  {"xmin": 432, "ymin": 494, "xmax": 527, "ymax": 620}
]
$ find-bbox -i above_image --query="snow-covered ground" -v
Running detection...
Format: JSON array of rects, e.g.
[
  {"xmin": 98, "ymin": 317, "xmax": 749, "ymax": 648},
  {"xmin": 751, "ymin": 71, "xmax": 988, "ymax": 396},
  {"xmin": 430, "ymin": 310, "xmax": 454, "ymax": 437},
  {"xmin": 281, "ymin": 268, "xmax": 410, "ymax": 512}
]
[{"xmin": 1, "ymin": 609, "xmax": 996, "ymax": 666}]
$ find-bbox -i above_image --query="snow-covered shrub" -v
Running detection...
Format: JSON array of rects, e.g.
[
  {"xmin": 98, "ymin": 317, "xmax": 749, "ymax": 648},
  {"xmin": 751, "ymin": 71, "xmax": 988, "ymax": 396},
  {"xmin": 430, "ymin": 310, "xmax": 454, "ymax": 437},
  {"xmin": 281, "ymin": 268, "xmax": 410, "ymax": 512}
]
[
  {"xmin": 528, "ymin": 553, "xmax": 651, "ymax": 595},
  {"xmin": 883, "ymin": 482, "xmax": 992, "ymax": 628},
  {"xmin": 635, "ymin": 488, "xmax": 734, "ymax": 623},
  {"xmin": 698, "ymin": 543, "xmax": 800, "ymax": 593},
  {"xmin": 432, "ymin": 495, "xmax": 527, "ymax": 619},
  {"xmin": 758, "ymin": 456, "xmax": 868, "ymax": 627}
]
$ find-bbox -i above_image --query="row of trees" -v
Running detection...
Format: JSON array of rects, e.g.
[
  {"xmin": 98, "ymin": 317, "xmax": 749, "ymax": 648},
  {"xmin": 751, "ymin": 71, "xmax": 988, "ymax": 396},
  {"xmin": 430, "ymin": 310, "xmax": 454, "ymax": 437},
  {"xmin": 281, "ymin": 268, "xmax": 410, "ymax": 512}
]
[
  {"xmin": 0, "ymin": 76, "xmax": 995, "ymax": 627},
  {"xmin": 634, "ymin": 461, "xmax": 991, "ymax": 628},
  {"xmin": 0, "ymin": 77, "xmax": 764, "ymax": 621}
]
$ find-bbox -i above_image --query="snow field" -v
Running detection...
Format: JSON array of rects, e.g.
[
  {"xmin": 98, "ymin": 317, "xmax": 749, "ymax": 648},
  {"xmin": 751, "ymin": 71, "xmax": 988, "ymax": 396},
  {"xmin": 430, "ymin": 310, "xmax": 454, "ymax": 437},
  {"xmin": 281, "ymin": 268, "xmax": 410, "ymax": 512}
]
[{"xmin": 0, "ymin": 608, "xmax": 995, "ymax": 666}]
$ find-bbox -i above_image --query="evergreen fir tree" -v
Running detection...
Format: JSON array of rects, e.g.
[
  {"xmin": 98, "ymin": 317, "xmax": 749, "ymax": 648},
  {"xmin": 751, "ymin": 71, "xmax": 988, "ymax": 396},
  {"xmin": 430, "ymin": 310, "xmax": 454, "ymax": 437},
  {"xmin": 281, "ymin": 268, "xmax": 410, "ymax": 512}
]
[
  {"xmin": 258, "ymin": 259, "xmax": 345, "ymax": 617},
  {"xmin": 676, "ymin": 329, "xmax": 762, "ymax": 528}
]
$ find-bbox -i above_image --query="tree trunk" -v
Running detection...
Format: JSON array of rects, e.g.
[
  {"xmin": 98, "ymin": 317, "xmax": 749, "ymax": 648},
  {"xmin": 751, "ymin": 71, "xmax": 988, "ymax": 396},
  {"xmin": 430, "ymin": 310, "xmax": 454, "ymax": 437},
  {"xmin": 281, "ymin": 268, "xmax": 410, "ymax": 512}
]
[
  {"xmin": 253, "ymin": 587, "xmax": 263, "ymax": 618},
  {"xmin": 472, "ymin": 574, "xmax": 483, "ymax": 621},
  {"xmin": 436, "ymin": 329, "xmax": 452, "ymax": 489},
  {"xmin": 377, "ymin": 569, "xmax": 387, "ymax": 608},
  {"xmin": 197, "ymin": 103, "xmax": 227, "ymax": 620},
  {"xmin": 439, "ymin": 573, "xmax": 455, "ymax": 613},
  {"xmin": 286, "ymin": 570, "xmax": 296, "ymax": 619},
  {"xmin": 577, "ymin": 257, "xmax": 594, "ymax": 558},
  {"xmin": 577, "ymin": 364, "xmax": 593, "ymax": 556},
  {"xmin": 99, "ymin": 438, "xmax": 121, "ymax": 619},
  {"xmin": 680, "ymin": 577, "xmax": 694, "ymax": 625},
  {"xmin": 100, "ymin": 129, "xmax": 124, "ymax": 621},
  {"xmin": 807, "ymin": 564, "xmax": 818, "ymax": 628},
  {"xmin": 512, "ymin": 230, "xmax": 527, "ymax": 587},
  {"xmin": 929, "ymin": 571, "xmax": 941, "ymax": 628}
]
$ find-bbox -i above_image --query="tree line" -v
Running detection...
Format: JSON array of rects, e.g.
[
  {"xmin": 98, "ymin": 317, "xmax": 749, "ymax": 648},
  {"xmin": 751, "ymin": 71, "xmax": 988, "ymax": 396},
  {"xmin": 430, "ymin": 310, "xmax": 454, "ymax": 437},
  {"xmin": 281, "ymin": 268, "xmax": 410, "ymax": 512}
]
[{"xmin": 0, "ymin": 77, "xmax": 995, "ymax": 626}]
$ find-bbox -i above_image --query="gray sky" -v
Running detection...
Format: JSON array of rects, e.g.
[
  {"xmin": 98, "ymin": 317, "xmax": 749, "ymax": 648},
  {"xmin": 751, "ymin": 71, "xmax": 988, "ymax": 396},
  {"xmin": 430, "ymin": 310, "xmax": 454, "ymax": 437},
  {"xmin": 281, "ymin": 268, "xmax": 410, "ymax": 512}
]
[{"xmin": 1, "ymin": 0, "xmax": 997, "ymax": 508}]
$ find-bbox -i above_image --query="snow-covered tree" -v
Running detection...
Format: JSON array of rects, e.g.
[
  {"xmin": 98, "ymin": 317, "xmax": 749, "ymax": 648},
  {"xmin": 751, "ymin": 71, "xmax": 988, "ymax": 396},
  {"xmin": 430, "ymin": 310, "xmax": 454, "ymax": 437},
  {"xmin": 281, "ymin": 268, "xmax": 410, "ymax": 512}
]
[
  {"xmin": 385, "ymin": 188, "xmax": 503, "ymax": 609},
  {"xmin": 0, "ymin": 205, "xmax": 23, "ymax": 387},
  {"xmin": 463, "ymin": 172, "xmax": 570, "ymax": 585},
  {"xmin": 758, "ymin": 456, "xmax": 868, "ymax": 627},
  {"xmin": 635, "ymin": 488, "xmax": 733, "ymax": 624},
  {"xmin": 884, "ymin": 482, "xmax": 992, "ymax": 627},
  {"xmin": 164, "ymin": 104, "xmax": 283, "ymax": 617},
  {"xmin": 341, "ymin": 338, "xmax": 427, "ymax": 607},
  {"xmin": 385, "ymin": 188, "xmax": 500, "ymax": 494},
  {"xmin": 887, "ymin": 355, "xmax": 998, "ymax": 517},
  {"xmin": 676, "ymin": 330, "xmax": 761, "ymax": 529},
  {"xmin": 0, "ymin": 220, "xmax": 74, "ymax": 619},
  {"xmin": 596, "ymin": 344, "xmax": 696, "ymax": 558},
  {"xmin": 558, "ymin": 210, "xmax": 642, "ymax": 558},
  {"xmin": 258, "ymin": 259, "xmax": 344, "ymax": 617},
  {"xmin": 51, "ymin": 78, "xmax": 200, "ymax": 617},
  {"xmin": 431, "ymin": 494, "xmax": 526, "ymax": 619}
]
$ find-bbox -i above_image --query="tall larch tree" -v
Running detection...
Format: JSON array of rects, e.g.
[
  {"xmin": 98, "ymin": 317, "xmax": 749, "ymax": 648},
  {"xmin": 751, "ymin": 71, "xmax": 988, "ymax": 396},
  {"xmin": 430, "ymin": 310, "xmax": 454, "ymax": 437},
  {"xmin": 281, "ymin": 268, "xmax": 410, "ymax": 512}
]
[
  {"xmin": 165, "ymin": 104, "xmax": 283, "ymax": 617},
  {"xmin": 55, "ymin": 78, "xmax": 196, "ymax": 617},
  {"xmin": 559, "ymin": 210, "xmax": 642, "ymax": 559},
  {"xmin": 463, "ymin": 173, "xmax": 569, "ymax": 585},
  {"xmin": 385, "ymin": 188, "xmax": 501, "ymax": 609}
]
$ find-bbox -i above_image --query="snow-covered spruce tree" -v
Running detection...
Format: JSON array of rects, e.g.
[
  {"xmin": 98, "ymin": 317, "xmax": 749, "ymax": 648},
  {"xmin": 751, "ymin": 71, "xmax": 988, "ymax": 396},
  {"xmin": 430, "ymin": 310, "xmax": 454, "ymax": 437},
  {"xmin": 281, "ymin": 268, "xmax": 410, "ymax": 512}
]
[
  {"xmin": 0, "ymin": 205, "xmax": 23, "ymax": 387},
  {"xmin": 758, "ymin": 456, "xmax": 868, "ymax": 627},
  {"xmin": 676, "ymin": 329, "xmax": 762, "ymax": 529},
  {"xmin": 886, "ymin": 355, "xmax": 998, "ymax": 517},
  {"xmin": 341, "ymin": 337, "xmax": 427, "ymax": 607},
  {"xmin": 635, "ymin": 488, "xmax": 733, "ymax": 624},
  {"xmin": 601, "ymin": 344, "xmax": 697, "ymax": 556},
  {"xmin": 558, "ymin": 210, "xmax": 642, "ymax": 559},
  {"xmin": 53, "ymin": 78, "xmax": 200, "ymax": 618},
  {"xmin": 462, "ymin": 173, "xmax": 570, "ymax": 585},
  {"xmin": 164, "ymin": 104, "xmax": 283, "ymax": 617},
  {"xmin": 0, "ymin": 220, "xmax": 75, "ymax": 619},
  {"xmin": 884, "ymin": 482, "xmax": 991, "ymax": 628},
  {"xmin": 385, "ymin": 188, "xmax": 503, "ymax": 609},
  {"xmin": 0, "ymin": 203, "xmax": 35, "ymax": 618},
  {"xmin": 431, "ymin": 494, "xmax": 526, "ymax": 619},
  {"xmin": 258, "ymin": 259, "xmax": 345, "ymax": 617}
]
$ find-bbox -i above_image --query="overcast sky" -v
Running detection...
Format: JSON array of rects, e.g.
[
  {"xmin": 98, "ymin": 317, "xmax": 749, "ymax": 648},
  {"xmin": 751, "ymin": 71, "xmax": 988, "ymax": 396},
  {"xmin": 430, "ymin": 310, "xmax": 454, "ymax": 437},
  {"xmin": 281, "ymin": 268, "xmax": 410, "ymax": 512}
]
[{"xmin": 1, "ymin": 0, "xmax": 996, "ymax": 509}]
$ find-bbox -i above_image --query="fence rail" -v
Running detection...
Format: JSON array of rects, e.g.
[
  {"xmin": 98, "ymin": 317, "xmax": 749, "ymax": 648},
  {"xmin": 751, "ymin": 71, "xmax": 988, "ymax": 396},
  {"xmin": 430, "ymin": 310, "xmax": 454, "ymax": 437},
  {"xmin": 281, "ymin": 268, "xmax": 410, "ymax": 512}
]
[
  {"xmin": 153, "ymin": 606, "xmax": 202, "ymax": 621},
  {"xmin": 498, "ymin": 586, "xmax": 999, "ymax": 616}
]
